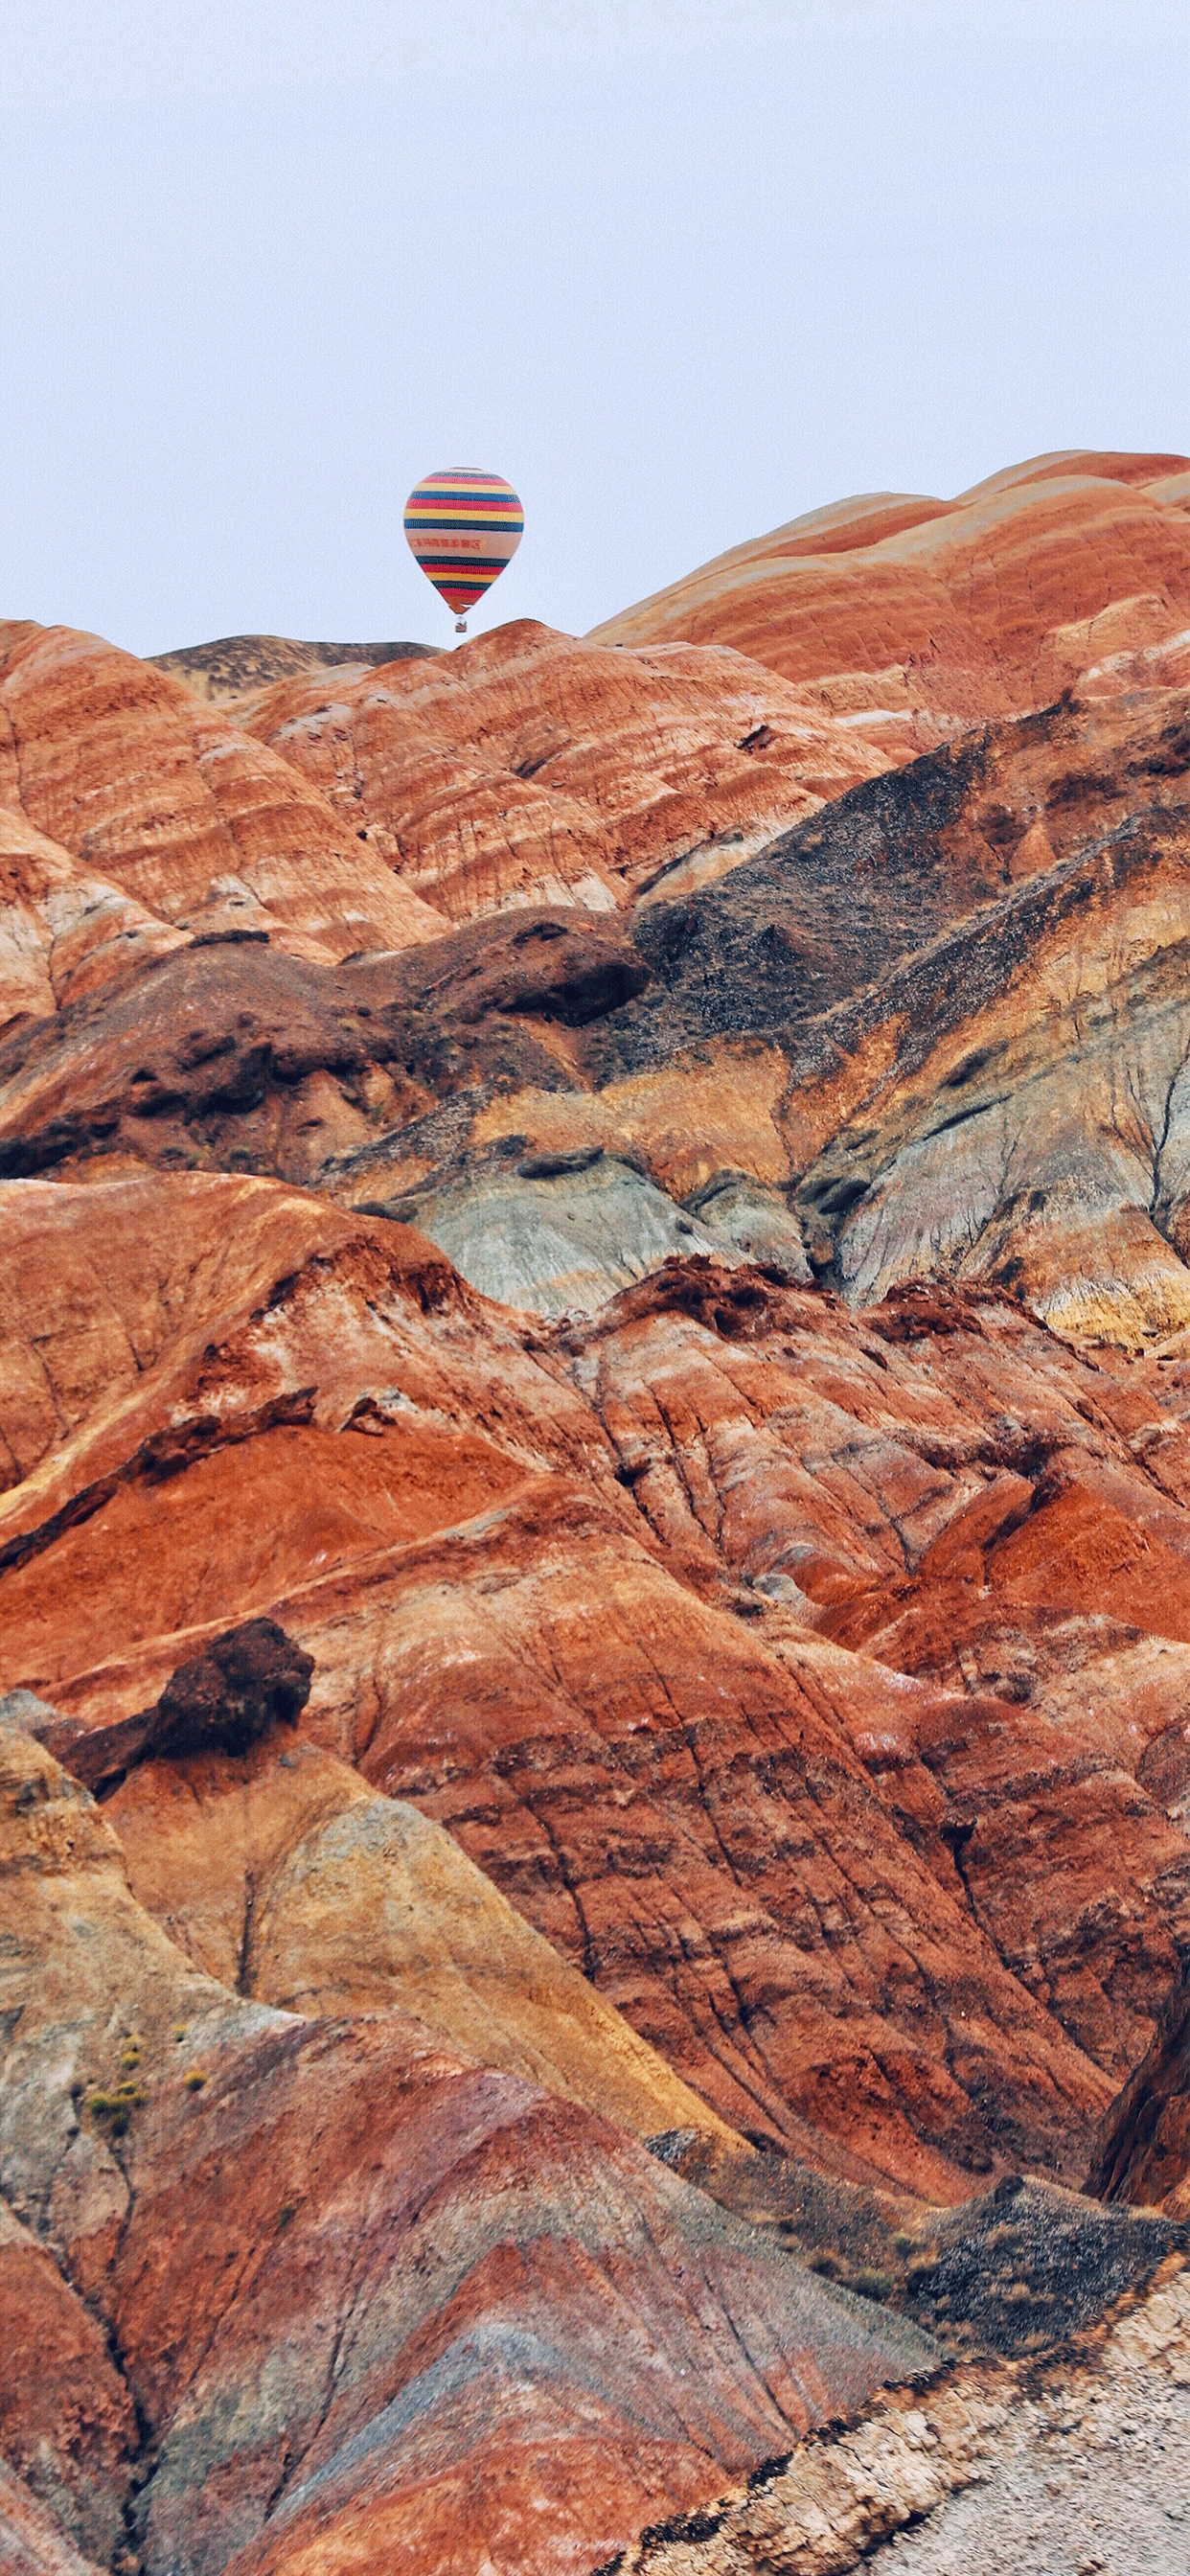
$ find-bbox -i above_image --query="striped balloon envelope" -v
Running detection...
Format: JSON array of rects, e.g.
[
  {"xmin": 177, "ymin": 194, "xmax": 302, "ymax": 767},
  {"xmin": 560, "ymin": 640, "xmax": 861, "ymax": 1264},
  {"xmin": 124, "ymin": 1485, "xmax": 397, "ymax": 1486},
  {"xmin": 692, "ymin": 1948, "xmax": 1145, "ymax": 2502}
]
[{"xmin": 403, "ymin": 469, "xmax": 524, "ymax": 631}]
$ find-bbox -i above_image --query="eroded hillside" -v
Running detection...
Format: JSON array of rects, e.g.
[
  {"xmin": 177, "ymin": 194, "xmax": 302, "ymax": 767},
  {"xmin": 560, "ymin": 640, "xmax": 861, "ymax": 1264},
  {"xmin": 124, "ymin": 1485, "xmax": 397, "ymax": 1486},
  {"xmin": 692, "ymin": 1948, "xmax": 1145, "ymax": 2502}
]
[{"xmin": 2, "ymin": 452, "xmax": 1189, "ymax": 2576}]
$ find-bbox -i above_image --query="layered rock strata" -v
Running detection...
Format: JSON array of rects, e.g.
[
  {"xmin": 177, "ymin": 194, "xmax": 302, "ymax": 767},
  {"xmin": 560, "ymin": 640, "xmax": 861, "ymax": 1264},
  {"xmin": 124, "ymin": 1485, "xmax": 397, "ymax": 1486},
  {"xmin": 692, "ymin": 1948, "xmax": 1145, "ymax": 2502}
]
[
  {"xmin": 0, "ymin": 1722, "xmax": 934, "ymax": 2576},
  {"xmin": 0, "ymin": 621, "xmax": 444, "ymax": 973},
  {"xmin": 4, "ymin": 1178, "xmax": 1190, "ymax": 2202},
  {"xmin": 3, "ymin": 451, "xmax": 1190, "ymax": 2575},
  {"xmin": 238, "ymin": 622, "xmax": 887, "ymax": 919},
  {"xmin": 4, "ymin": 652, "xmax": 1190, "ymax": 1348},
  {"xmin": 592, "ymin": 451, "xmax": 1190, "ymax": 755}
]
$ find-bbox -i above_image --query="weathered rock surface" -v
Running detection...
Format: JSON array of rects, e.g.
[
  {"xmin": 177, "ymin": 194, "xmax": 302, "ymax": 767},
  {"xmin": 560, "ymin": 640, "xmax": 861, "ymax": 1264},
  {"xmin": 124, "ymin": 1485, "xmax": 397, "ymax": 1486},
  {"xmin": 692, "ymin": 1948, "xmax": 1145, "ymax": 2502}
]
[
  {"xmin": 0, "ymin": 1724, "xmax": 936, "ymax": 2576},
  {"xmin": 5, "ymin": 452, "xmax": 1190, "ymax": 2574},
  {"xmin": 607, "ymin": 2255, "xmax": 1190, "ymax": 2576},
  {"xmin": 6, "ymin": 1176, "xmax": 1186, "ymax": 2200},
  {"xmin": 6, "ymin": 602, "xmax": 1190, "ymax": 1360},
  {"xmin": 150, "ymin": 1618, "xmax": 312, "ymax": 1755},
  {"xmin": 364, "ymin": 1145, "xmax": 726, "ymax": 1315},
  {"xmin": 103, "ymin": 1729, "xmax": 743, "ymax": 2161},
  {"xmin": 1087, "ymin": 1954, "xmax": 1190, "ymax": 2218},
  {"xmin": 0, "ymin": 2197, "xmax": 136, "ymax": 2565},
  {"xmin": 0, "ymin": 803, "xmax": 188, "ymax": 1038},
  {"xmin": 0, "ymin": 621, "xmax": 444, "ymax": 966},
  {"xmin": 592, "ymin": 451, "xmax": 1190, "ymax": 756},
  {"xmin": 0, "ymin": 2459, "xmax": 106, "ymax": 2576},
  {"xmin": 0, "ymin": 905, "xmax": 647, "ymax": 1187},
  {"xmin": 241, "ymin": 621, "xmax": 887, "ymax": 921},
  {"xmin": 402, "ymin": 678, "xmax": 1190, "ymax": 1346}
]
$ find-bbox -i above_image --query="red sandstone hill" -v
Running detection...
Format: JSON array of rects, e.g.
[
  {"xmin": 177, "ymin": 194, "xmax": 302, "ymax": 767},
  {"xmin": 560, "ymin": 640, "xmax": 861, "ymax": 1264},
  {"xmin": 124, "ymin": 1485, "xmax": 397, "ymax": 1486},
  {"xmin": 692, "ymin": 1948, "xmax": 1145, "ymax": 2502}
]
[
  {"xmin": 235, "ymin": 621, "xmax": 887, "ymax": 920},
  {"xmin": 2, "ymin": 454, "xmax": 1190, "ymax": 2576},
  {"xmin": 591, "ymin": 449, "xmax": 1190, "ymax": 754}
]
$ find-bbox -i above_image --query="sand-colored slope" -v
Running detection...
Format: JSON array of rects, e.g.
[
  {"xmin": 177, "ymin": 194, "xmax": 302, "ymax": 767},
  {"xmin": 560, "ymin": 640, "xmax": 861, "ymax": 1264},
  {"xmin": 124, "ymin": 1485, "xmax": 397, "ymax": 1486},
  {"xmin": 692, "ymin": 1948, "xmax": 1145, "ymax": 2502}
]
[{"xmin": 106, "ymin": 1733, "xmax": 739, "ymax": 2155}]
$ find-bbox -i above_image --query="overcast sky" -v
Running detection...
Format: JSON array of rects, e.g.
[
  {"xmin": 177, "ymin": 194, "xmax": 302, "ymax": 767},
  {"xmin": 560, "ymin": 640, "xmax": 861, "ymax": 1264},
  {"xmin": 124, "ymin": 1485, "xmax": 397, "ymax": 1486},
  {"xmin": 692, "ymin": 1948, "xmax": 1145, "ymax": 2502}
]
[{"xmin": 2, "ymin": 1, "xmax": 1186, "ymax": 656}]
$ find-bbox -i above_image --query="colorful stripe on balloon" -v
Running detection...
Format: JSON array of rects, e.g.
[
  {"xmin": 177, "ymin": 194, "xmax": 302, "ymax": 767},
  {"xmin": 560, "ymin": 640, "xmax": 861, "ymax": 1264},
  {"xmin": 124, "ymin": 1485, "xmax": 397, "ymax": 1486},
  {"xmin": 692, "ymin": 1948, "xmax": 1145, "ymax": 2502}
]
[{"xmin": 404, "ymin": 470, "xmax": 523, "ymax": 620}]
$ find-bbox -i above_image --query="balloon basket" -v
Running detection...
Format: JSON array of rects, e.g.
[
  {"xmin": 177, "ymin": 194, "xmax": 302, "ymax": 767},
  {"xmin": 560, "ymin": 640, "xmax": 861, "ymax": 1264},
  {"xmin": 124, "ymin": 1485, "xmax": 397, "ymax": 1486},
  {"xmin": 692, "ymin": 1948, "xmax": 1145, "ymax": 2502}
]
[{"xmin": 455, "ymin": 619, "xmax": 468, "ymax": 634}]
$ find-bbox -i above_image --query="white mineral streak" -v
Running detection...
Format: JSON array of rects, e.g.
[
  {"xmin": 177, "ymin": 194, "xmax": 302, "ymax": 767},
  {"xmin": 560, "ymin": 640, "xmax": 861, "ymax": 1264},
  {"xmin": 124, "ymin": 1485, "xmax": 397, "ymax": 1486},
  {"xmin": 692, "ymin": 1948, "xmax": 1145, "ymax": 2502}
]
[{"xmin": 619, "ymin": 2259, "xmax": 1190, "ymax": 2576}]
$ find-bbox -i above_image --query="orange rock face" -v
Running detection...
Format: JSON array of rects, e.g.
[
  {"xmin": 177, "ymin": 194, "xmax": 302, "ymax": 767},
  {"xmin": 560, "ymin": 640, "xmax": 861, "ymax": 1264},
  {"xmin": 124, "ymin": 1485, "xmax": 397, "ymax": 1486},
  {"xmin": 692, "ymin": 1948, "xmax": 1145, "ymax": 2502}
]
[
  {"xmin": 3, "ymin": 1177, "xmax": 1186, "ymax": 2200},
  {"xmin": 0, "ymin": 1725, "xmax": 933, "ymax": 2576},
  {"xmin": 592, "ymin": 452, "xmax": 1190, "ymax": 755},
  {"xmin": 5, "ymin": 453, "xmax": 1190, "ymax": 2574},
  {"xmin": 0, "ymin": 622, "xmax": 443, "ymax": 964},
  {"xmin": 239, "ymin": 619, "xmax": 888, "ymax": 920}
]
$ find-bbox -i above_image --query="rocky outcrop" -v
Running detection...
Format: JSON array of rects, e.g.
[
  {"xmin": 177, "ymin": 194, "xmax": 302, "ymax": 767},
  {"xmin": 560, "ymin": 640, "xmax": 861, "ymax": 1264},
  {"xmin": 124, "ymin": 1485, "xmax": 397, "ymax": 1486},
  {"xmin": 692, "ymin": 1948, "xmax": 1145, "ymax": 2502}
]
[
  {"xmin": 440, "ymin": 682, "xmax": 1190, "ymax": 1345},
  {"xmin": 1087, "ymin": 1955, "xmax": 1190, "ymax": 2216},
  {"xmin": 0, "ymin": 1725, "xmax": 936, "ymax": 2576},
  {"xmin": 34, "ymin": 1620, "xmax": 313, "ymax": 1793},
  {"xmin": 150, "ymin": 1620, "xmax": 311, "ymax": 1756}
]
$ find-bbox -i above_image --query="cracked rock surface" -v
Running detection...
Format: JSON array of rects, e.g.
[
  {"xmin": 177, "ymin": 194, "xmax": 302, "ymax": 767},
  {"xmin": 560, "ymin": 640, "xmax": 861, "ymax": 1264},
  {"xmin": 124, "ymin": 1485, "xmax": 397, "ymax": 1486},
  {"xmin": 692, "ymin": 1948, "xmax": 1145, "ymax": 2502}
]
[{"xmin": 609, "ymin": 2260, "xmax": 1190, "ymax": 2576}]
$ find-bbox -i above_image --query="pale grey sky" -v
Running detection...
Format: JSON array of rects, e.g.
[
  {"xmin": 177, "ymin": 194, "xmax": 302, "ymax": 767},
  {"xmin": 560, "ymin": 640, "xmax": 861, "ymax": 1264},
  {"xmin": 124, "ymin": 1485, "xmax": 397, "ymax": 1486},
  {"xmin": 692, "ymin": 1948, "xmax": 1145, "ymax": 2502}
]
[{"xmin": 2, "ymin": 1, "xmax": 1186, "ymax": 656}]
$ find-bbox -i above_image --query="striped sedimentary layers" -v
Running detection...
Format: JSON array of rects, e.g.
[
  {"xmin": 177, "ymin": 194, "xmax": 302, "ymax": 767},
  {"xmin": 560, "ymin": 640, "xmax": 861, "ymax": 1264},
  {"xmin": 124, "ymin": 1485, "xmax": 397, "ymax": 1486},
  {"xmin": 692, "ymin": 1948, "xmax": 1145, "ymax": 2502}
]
[{"xmin": 4, "ymin": 452, "xmax": 1190, "ymax": 2576}]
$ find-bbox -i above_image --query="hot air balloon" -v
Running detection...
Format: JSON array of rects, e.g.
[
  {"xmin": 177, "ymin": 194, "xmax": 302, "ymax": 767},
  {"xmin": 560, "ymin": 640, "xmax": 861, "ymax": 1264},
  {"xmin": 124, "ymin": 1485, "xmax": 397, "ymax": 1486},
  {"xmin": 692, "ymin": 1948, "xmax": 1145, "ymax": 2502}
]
[{"xmin": 403, "ymin": 469, "xmax": 523, "ymax": 633}]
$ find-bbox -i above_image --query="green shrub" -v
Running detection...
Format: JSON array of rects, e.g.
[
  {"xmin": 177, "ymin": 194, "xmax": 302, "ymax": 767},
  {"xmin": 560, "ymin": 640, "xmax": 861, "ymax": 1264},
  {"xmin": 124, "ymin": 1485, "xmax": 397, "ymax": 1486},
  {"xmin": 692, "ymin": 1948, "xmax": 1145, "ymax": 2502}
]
[{"xmin": 87, "ymin": 2091, "xmax": 134, "ymax": 2139}]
